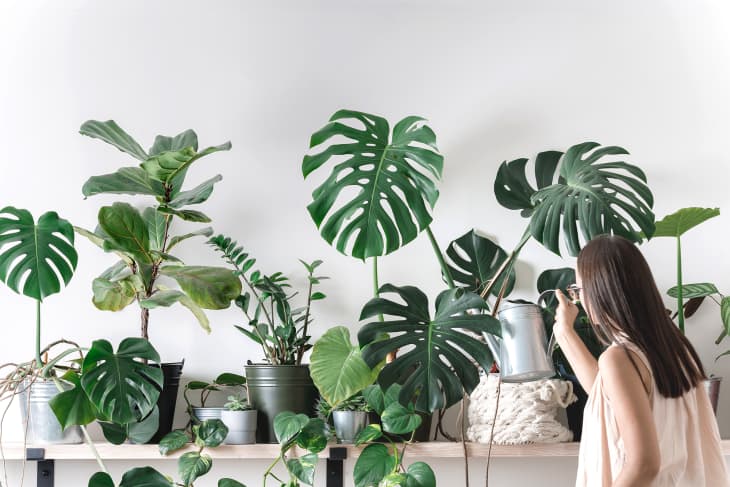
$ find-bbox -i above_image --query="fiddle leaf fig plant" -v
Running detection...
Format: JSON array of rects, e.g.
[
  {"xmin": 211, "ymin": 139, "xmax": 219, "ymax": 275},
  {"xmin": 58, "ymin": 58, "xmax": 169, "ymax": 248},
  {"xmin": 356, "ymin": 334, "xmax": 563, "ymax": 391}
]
[
  {"xmin": 77, "ymin": 120, "xmax": 241, "ymax": 341},
  {"xmin": 358, "ymin": 285, "xmax": 501, "ymax": 412},
  {"xmin": 0, "ymin": 207, "xmax": 78, "ymax": 368}
]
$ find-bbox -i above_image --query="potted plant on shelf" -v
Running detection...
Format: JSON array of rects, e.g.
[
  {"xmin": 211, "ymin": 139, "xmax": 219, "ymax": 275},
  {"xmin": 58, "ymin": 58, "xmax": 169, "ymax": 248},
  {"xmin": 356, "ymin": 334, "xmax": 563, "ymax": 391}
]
[
  {"xmin": 221, "ymin": 393, "xmax": 257, "ymax": 445},
  {"xmin": 650, "ymin": 206, "xmax": 726, "ymax": 412},
  {"xmin": 310, "ymin": 326, "xmax": 379, "ymax": 444},
  {"xmin": 183, "ymin": 372, "xmax": 246, "ymax": 424},
  {"xmin": 0, "ymin": 206, "xmax": 85, "ymax": 444},
  {"xmin": 76, "ymin": 119, "xmax": 242, "ymax": 441},
  {"xmin": 208, "ymin": 234, "xmax": 327, "ymax": 443}
]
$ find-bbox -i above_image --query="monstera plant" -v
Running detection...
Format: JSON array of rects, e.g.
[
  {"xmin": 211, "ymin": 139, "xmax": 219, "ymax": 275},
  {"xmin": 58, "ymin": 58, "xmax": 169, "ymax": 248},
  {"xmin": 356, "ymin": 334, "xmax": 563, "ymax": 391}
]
[
  {"xmin": 77, "ymin": 120, "xmax": 241, "ymax": 341},
  {"xmin": 0, "ymin": 207, "xmax": 78, "ymax": 370}
]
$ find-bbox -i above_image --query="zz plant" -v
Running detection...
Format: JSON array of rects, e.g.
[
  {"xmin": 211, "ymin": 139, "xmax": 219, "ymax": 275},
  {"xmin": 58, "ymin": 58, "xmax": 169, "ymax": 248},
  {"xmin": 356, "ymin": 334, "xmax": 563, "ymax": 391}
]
[{"xmin": 77, "ymin": 120, "xmax": 241, "ymax": 341}]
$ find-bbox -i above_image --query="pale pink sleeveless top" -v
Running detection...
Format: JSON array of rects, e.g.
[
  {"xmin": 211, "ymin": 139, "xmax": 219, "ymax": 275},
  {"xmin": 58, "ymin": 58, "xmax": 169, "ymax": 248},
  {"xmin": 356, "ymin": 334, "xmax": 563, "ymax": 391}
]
[{"xmin": 576, "ymin": 342, "xmax": 729, "ymax": 486}]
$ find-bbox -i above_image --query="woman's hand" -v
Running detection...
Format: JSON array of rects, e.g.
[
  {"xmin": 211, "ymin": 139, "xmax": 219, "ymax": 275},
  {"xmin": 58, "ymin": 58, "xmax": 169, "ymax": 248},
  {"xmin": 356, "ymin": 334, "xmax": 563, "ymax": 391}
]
[{"xmin": 554, "ymin": 289, "xmax": 579, "ymax": 339}]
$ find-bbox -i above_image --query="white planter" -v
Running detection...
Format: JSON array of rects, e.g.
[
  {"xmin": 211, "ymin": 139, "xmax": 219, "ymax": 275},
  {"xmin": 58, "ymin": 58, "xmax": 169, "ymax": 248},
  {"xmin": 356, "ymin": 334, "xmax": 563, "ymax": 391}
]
[
  {"xmin": 192, "ymin": 407, "xmax": 226, "ymax": 422},
  {"xmin": 221, "ymin": 409, "xmax": 257, "ymax": 444}
]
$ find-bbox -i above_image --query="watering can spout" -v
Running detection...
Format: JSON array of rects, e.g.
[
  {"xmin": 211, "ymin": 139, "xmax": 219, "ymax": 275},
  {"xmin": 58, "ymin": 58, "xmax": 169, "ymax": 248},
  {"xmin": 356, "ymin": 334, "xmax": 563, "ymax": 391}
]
[{"xmin": 483, "ymin": 333, "xmax": 502, "ymax": 369}]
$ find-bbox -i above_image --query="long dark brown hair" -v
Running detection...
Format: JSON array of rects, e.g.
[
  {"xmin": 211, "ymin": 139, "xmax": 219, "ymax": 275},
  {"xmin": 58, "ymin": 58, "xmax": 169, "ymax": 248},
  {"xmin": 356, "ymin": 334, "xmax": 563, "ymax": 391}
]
[{"xmin": 577, "ymin": 234, "xmax": 705, "ymax": 398}]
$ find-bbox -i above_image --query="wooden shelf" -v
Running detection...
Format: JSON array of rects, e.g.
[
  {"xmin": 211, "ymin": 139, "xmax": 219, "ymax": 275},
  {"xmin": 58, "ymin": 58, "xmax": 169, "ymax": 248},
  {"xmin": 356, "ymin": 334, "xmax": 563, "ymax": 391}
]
[{"xmin": 3, "ymin": 440, "xmax": 730, "ymax": 461}]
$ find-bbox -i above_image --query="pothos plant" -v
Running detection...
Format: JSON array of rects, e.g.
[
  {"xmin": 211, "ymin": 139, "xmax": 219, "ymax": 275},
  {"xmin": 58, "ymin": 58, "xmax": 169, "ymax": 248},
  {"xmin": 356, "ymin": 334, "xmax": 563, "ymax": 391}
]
[
  {"xmin": 183, "ymin": 373, "xmax": 246, "ymax": 418},
  {"xmin": 208, "ymin": 234, "xmax": 328, "ymax": 365},
  {"xmin": 76, "ymin": 120, "xmax": 242, "ymax": 341},
  {"xmin": 88, "ymin": 419, "xmax": 247, "ymax": 487}
]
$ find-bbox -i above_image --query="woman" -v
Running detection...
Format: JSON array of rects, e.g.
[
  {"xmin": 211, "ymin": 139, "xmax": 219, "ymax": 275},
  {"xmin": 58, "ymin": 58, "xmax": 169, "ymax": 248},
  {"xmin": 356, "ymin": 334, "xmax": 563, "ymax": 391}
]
[{"xmin": 554, "ymin": 234, "xmax": 729, "ymax": 486}]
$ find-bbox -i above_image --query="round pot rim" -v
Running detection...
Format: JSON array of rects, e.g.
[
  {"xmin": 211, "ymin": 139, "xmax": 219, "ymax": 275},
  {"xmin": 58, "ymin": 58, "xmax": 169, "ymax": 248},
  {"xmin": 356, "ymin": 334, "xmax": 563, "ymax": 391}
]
[{"xmin": 245, "ymin": 363, "xmax": 310, "ymax": 368}]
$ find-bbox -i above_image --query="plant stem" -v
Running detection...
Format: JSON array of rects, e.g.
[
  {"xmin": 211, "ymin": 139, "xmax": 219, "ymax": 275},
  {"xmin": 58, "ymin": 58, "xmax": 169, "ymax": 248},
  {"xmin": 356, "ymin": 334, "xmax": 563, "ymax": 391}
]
[
  {"xmin": 373, "ymin": 257, "xmax": 384, "ymax": 323},
  {"xmin": 296, "ymin": 275, "xmax": 314, "ymax": 365},
  {"xmin": 35, "ymin": 300, "xmax": 42, "ymax": 370},
  {"xmin": 425, "ymin": 226, "xmax": 455, "ymax": 289},
  {"xmin": 677, "ymin": 236, "xmax": 684, "ymax": 334},
  {"xmin": 480, "ymin": 227, "xmax": 531, "ymax": 302},
  {"xmin": 141, "ymin": 307, "xmax": 150, "ymax": 341}
]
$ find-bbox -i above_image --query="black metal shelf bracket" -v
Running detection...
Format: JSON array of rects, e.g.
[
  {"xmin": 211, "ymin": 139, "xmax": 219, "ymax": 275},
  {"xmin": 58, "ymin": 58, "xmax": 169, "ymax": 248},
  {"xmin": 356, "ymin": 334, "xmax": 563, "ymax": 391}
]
[
  {"xmin": 25, "ymin": 448, "xmax": 54, "ymax": 487},
  {"xmin": 327, "ymin": 446, "xmax": 347, "ymax": 487}
]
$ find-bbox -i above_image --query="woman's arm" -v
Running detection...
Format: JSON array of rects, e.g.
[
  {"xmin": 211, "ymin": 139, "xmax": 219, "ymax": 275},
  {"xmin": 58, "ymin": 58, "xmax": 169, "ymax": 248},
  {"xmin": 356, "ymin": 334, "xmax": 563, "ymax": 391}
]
[
  {"xmin": 599, "ymin": 346, "xmax": 660, "ymax": 486},
  {"xmin": 554, "ymin": 289, "xmax": 598, "ymax": 391}
]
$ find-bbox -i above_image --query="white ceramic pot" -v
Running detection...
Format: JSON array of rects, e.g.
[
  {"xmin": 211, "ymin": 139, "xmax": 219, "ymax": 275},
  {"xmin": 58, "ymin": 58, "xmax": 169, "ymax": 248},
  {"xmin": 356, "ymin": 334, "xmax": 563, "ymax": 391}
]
[{"xmin": 221, "ymin": 409, "xmax": 257, "ymax": 444}]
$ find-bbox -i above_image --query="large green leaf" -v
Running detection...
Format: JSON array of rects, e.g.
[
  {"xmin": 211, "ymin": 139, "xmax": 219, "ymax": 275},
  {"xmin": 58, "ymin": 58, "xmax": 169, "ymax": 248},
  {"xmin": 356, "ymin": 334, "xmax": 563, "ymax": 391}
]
[
  {"xmin": 139, "ymin": 290, "xmax": 211, "ymax": 333},
  {"xmin": 303, "ymin": 110, "xmax": 444, "ymax": 260},
  {"xmin": 160, "ymin": 266, "xmax": 242, "ymax": 309},
  {"xmin": 722, "ymin": 297, "xmax": 730, "ymax": 335},
  {"xmin": 168, "ymin": 175, "xmax": 223, "ymax": 208},
  {"xmin": 98, "ymin": 203, "xmax": 153, "ymax": 263},
  {"xmin": 157, "ymin": 206, "xmax": 212, "ymax": 223},
  {"xmin": 653, "ymin": 207, "xmax": 720, "ymax": 238},
  {"xmin": 159, "ymin": 430, "xmax": 190, "ymax": 455},
  {"xmin": 92, "ymin": 276, "xmax": 139, "ymax": 311},
  {"xmin": 149, "ymin": 129, "xmax": 198, "ymax": 156},
  {"xmin": 296, "ymin": 418, "xmax": 329, "ymax": 453},
  {"xmin": 445, "ymin": 229, "xmax": 515, "ymax": 296},
  {"xmin": 353, "ymin": 444, "xmax": 396, "ymax": 487},
  {"xmin": 381, "ymin": 401, "xmax": 421, "ymax": 435},
  {"xmin": 354, "ymin": 424, "xmax": 382, "ymax": 445},
  {"xmin": 97, "ymin": 407, "xmax": 160, "ymax": 445},
  {"xmin": 0, "ymin": 207, "xmax": 77, "ymax": 301},
  {"xmin": 81, "ymin": 338, "xmax": 163, "ymax": 424},
  {"xmin": 141, "ymin": 143, "xmax": 231, "ymax": 186},
  {"xmin": 49, "ymin": 372, "xmax": 97, "ymax": 429},
  {"xmin": 310, "ymin": 326, "xmax": 378, "ymax": 409},
  {"xmin": 193, "ymin": 419, "xmax": 228, "ymax": 447},
  {"xmin": 218, "ymin": 480, "xmax": 247, "ymax": 487},
  {"xmin": 287, "ymin": 453, "xmax": 318, "ymax": 486},
  {"xmin": 119, "ymin": 467, "xmax": 173, "ymax": 487},
  {"xmin": 405, "ymin": 462, "xmax": 436, "ymax": 487},
  {"xmin": 494, "ymin": 142, "xmax": 655, "ymax": 256},
  {"xmin": 143, "ymin": 207, "xmax": 168, "ymax": 251},
  {"xmin": 167, "ymin": 227, "xmax": 213, "ymax": 251},
  {"xmin": 80, "ymin": 120, "xmax": 148, "ymax": 161},
  {"xmin": 82, "ymin": 167, "xmax": 166, "ymax": 198},
  {"xmin": 88, "ymin": 472, "xmax": 115, "ymax": 487},
  {"xmin": 358, "ymin": 285, "xmax": 501, "ymax": 412}
]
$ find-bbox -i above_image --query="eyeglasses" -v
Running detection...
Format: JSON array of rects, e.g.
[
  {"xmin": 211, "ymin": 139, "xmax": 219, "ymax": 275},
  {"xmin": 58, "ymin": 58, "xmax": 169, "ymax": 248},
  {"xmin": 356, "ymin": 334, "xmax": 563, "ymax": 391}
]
[{"xmin": 566, "ymin": 284, "xmax": 582, "ymax": 302}]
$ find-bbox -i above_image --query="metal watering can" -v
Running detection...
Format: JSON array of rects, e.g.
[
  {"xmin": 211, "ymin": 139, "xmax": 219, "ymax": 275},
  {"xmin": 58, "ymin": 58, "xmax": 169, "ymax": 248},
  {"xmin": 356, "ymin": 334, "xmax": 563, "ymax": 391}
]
[{"xmin": 483, "ymin": 290, "xmax": 557, "ymax": 382}]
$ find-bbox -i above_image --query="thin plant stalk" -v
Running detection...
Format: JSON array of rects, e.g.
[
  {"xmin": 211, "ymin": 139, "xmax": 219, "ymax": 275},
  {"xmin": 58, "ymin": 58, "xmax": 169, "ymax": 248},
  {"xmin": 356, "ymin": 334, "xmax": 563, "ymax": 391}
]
[
  {"xmin": 425, "ymin": 226, "xmax": 455, "ymax": 289},
  {"xmin": 35, "ymin": 301, "xmax": 42, "ymax": 370},
  {"xmin": 676, "ymin": 236, "xmax": 685, "ymax": 334}
]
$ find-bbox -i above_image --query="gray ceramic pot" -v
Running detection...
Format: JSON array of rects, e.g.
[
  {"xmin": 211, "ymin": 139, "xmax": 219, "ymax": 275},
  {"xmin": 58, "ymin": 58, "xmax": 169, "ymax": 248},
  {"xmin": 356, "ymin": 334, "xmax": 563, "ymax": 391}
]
[
  {"xmin": 332, "ymin": 410, "xmax": 368, "ymax": 444},
  {"xmin": 192, "ymin": 407, "xmax": 226, "ymax": 422},
  {"xmin": 221, "ymin": 409, "xmax": 257, "ymax": 444}
]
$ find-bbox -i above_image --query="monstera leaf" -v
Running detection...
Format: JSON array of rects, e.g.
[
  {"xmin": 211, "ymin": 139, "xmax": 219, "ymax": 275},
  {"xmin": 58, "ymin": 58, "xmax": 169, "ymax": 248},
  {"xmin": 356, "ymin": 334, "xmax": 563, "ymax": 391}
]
[
  {"xmin": 494, "ymin": 142, "xmax": 655, "ymax": 256},
  {"xmin": 445, "ymin": 229, "xmax": 515, "ymax": 296},
  {"xmin": 0, "ymin": 207, "xmax": 78, "ymax": 301},
  {"xmin": 81, "ymin": 338, "xmax": 164, "ymax": 424},
  {"xmin": 303, "ymin": 110, "xmax": 444, "ymax": 260},
  {"xmin": 358, "ymin": 285, "xmax": 501, "ymax": 412}
]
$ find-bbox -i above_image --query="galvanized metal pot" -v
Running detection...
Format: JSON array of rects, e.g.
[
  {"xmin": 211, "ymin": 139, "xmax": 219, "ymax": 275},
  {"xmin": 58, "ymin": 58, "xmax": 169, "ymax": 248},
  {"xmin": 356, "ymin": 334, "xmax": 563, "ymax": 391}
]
[
  {"xmin": 245, "ymin": 364, "xmax": 318, "ymax": 443},
  {"xmin": 704, "ymin": 376, "xmax": 722, "ymax": 415},
  {"xmin": 18, "ymin": 379, "xmax": 83, "ymax": 444},
  {"xmin": 221, "ymin": 409, "xmax": 257, "ymax": 444},
  {"xmin": 333, "ymin": 410, "xmax": 368, "ymax": 443},
  {"xmin": 192, "ymin": 407, "xmax": 226, "ymax": 422}
]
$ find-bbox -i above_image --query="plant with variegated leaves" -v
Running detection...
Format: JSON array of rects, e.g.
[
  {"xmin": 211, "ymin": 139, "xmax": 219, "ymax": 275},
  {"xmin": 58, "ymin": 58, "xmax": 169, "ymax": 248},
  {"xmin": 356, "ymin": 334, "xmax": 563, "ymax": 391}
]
[{"xmin": 76, "ymin": 120, "xmax": 241, "ymax": 341}]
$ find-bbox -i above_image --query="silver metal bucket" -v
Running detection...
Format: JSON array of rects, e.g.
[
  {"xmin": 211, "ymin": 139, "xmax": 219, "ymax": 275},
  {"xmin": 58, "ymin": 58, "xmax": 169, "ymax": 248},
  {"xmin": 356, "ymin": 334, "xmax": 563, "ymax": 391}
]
[
  {"xmin": 17, "ymin": 378, "xmax": 83, "ymax": 444},
  {"xmin": 332, "ymin": 410, "xmax": 368, "ymax": 443},
  {"xmin": 485, "ymin": 299, "xmax": 555, "ymax": 383},
  {"xmin": 704, "ymin": 377, "xmax": 722, "ymax": 415}
]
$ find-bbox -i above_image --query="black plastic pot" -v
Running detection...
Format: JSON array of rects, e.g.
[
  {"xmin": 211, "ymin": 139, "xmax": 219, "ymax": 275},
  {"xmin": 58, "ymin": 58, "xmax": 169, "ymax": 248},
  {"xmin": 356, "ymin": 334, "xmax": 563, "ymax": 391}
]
[
  {"xmin": 149, "ymin": 361, "xmax": 184, "ymax": 444},
  {"xmin": 563, "ymin": 372, "xmax": 588, "ymax": 441},
  {"xmin": 245, "ymin": 364, "xmax": 318, "ymax": 443}
]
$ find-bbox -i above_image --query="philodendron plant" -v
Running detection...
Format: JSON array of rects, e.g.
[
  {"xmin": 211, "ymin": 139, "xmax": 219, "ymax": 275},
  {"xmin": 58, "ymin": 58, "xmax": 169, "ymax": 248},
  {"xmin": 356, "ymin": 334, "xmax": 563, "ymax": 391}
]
[
  {"xmin": 77, "ymin": 120, "xmax": 241, "ymax": 341},
  {"xmin": 264, "ymin": 411, "xmax": 329, "ymax": 486}
]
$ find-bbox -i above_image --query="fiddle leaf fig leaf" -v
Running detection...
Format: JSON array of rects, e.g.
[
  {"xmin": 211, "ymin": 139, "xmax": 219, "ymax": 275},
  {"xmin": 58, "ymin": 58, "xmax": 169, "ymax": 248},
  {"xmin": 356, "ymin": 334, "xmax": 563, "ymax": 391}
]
[
  {"xmin": 353, "ymin": 444, "xmax": 396, "ymax": 487},
  {"xmin": 0, "ymin": 207, "xmax": 78, "ymax": 301},
  {"xmin": 81, "ymin": 338, "xmax": 163, "ymax": 424},
  {"xmin": 303, "ymin": 110, "xmax": 443, "ymax": 260},
  {"xmin": 160, "ymin": 266, "xmax": 242, "ymax": 310},
  {"xmin": 98, "ymin": 202, "xmax": 153, "ymax": 263},
  {"xmin": 495, "ymin": 142, "xmax": 655, "ymax": 256},
  {"xmin": 168, "ymin": 175, "xmax": 223, "ymax": 208},
  {"xmin": 157, "ymin": 206, "xmax": 212, "ymax": 223},
  {"xmin": 80, "ymin": 120, "xmax": 148, "ymax": 161},
  {"xmin": 653, "ymin": 207, "xmax": 720, "ymax": 238},
  {"xmin": 139, "ymin": 290, "xmax": 211, "ymax": 333},
  {"xmin": 445, "ymin": 229, "xmax": 515, "ymax": 296},
  {"xmin": 143, "ymin": 207, "xmax": 168, "ymax": 252},
  {"xmin": 148, "ymin": 129, "xmax": 198, "ymax": 156},
  {"xmin": 359, "ymin": 285, "xmax": 500, "ymax": 412},
  {"xmin": 82, "ymin": 167, "xmax": 165, "ymax": 198},
  {"xmin": 92, "ymin": 276, "xmax": 139, "ymax": 311},
  {"xmin": 167, "ymin": 227, "xmax": 214, "ymax": 251},
  {"xmin": 310, "ymin": 326, "xmax": 379, "ymax": 409}
]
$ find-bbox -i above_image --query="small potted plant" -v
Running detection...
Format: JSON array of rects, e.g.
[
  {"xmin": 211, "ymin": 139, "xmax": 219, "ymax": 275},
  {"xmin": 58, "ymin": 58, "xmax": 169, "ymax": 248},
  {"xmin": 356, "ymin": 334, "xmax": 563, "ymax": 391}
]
[
  {"xmin": 183, "ymin": 373, "xmax": 246, "ymax": 424},
  {"xmin": 221, "ymin": 393, "xmax": 257, "ymax": 444},
  {"xmin": 208, "ymin": 234, "xmax": 327, "ymax": 442}
]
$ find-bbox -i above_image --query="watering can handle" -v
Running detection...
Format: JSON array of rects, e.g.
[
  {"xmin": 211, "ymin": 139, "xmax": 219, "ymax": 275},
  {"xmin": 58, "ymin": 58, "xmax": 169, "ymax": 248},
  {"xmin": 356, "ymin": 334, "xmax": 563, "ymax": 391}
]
[{"xmin": 538, "ymin": 289, "xmax": 560, "ymax": 356}]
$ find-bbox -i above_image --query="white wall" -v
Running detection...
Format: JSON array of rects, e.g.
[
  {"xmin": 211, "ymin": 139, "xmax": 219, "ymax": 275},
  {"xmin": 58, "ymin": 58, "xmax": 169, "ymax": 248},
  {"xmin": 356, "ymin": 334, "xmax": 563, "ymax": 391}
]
[{"xmin": 1, "ymin": 1, "xmax": 730, "ymax": 485}]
